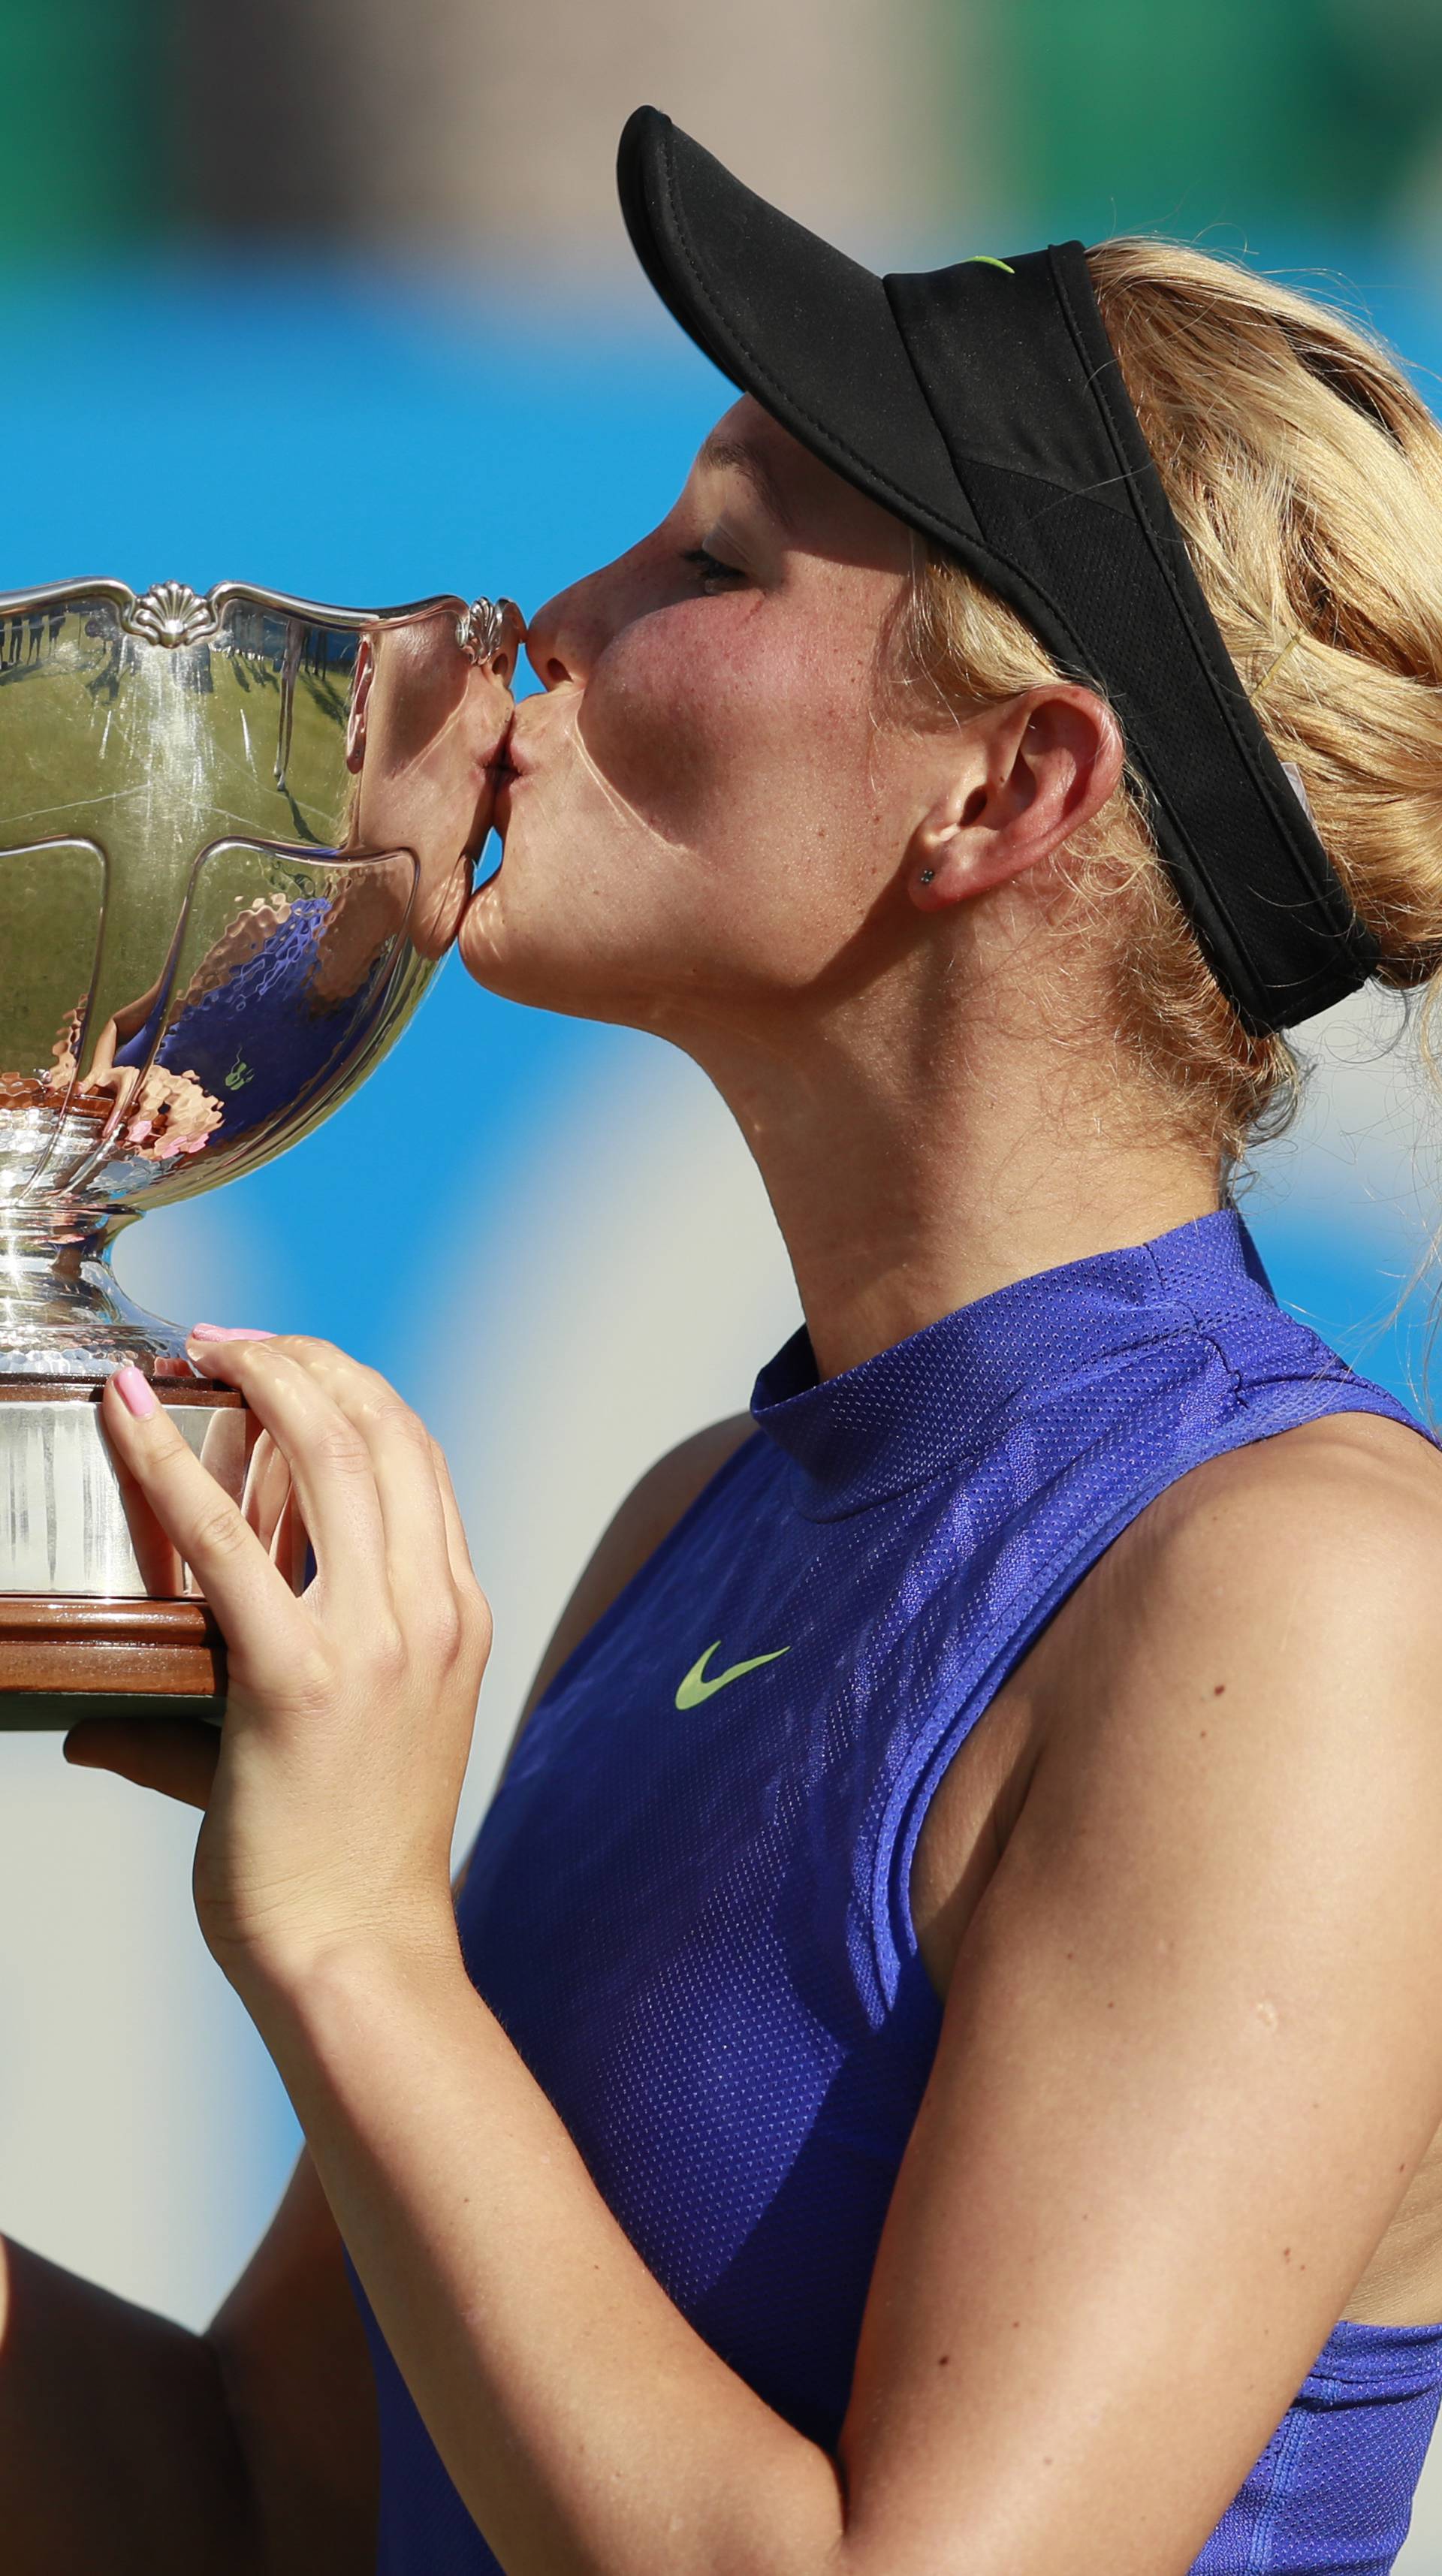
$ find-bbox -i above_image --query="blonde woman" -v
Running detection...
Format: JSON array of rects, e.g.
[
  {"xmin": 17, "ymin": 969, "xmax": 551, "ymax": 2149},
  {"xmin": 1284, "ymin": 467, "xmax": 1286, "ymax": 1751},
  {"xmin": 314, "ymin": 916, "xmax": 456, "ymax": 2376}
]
[{"xmin": 12, "ymin": 107, "xmax": 1442, "ymax": 2576}]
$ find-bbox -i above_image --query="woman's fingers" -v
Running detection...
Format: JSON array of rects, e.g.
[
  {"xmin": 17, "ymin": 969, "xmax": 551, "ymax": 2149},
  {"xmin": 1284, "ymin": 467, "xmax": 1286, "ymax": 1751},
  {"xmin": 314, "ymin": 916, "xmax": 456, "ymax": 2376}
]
[
  {"xmin": 242, "ymin": 1427, "xmax": 296, "ymax": 1559},
  {"xmin": 97, "ymin": 1333, "xmax": 493, "ymax": 1980},
  {"xmin": 64, "ymin": 1716, "xmax": 220, "ymax": 1811},
  {"xmin": 101, "ymin": 1371, "xmax": 312, "ymax": 1688},
  {"xmin": 430, "ymin": 1435, "xmax": 488, "ymax": 1612},
  {"xmin": 188, "ymin": 1334, "xmax": 454, "ymax": 1640},
  {"xmin": 180, "ymin": 1335, "xmax": 490, "ymax": 1724},
  {"xmin": 173, "ymin": 1339, "xmax": 391, "ymax": 1618},
  {"xmin": 237, "ymin": 1425, "xmax": 312, "ymax": 1593},
  {"xmin": 107, "ymin": 1425, "xmax": 186, "ymax": 1600},
  {"xmin": 295, "ymin": 1343, "xmax": 452, "ymax": 1592}
]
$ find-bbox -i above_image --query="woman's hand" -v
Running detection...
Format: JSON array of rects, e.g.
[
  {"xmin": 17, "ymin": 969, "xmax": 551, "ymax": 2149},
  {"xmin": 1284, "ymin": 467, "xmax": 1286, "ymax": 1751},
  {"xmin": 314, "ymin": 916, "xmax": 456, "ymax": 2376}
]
[{"xmin": 65, "ymin": 1335, "xmax": 491, "ymax": 1998}]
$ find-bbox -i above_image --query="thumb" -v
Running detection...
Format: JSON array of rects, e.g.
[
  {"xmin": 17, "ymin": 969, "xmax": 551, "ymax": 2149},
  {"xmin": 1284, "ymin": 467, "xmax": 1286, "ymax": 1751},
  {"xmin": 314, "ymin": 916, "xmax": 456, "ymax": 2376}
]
[{"xmin": 63, "ymin": 1717, "xmax": 220, "ymax": 1811}]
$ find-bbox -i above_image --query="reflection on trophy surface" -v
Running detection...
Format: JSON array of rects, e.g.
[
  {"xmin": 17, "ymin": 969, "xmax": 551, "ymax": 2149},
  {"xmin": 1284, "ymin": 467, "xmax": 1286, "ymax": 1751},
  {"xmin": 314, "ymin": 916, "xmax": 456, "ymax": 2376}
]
[{"xmin": 0, "ymin": 577, "xmax": 517, "ymax": 1726}]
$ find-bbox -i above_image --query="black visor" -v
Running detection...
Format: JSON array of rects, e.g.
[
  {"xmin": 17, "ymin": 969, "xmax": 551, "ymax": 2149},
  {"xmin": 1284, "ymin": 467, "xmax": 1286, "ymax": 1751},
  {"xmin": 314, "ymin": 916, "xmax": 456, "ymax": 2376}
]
[{"xmin": 617, "ymin": 105, "xmax": 1378, "ymax": 1037}]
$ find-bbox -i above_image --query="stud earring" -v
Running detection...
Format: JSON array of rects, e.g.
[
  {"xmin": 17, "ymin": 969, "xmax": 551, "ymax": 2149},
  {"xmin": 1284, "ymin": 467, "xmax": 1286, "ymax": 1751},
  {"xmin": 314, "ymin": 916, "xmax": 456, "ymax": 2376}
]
[{"xmin": 919, "ymin": 867, "xmax": 935, "ymax": 885}]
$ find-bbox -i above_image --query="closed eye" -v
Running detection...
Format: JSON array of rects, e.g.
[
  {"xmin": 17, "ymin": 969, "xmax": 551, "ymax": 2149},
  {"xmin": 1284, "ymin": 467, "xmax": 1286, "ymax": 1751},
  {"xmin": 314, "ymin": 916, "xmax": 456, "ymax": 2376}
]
[{"xmin": 680, "ymin": 545, "xmax": 744, "ymax": 590}]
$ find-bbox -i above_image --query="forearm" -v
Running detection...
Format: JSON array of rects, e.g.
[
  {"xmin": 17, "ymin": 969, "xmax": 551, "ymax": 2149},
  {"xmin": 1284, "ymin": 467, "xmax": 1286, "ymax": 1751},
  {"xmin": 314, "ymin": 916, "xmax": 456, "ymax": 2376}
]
[
  {"xmin": 0, "ymin": 2235, "xmax": 258, "ymax": 2576},
  {"xmin": 247, "ymin": 1932, "xmax": 849, "ymax": 2576}
]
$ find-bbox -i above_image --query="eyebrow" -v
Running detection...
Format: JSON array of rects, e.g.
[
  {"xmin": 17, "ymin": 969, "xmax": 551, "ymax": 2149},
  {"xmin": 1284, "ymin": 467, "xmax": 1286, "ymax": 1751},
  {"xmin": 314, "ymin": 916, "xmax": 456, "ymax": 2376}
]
[{"xmin": 695, "ymin": 430, "xmax": 795, "ymax": 532}]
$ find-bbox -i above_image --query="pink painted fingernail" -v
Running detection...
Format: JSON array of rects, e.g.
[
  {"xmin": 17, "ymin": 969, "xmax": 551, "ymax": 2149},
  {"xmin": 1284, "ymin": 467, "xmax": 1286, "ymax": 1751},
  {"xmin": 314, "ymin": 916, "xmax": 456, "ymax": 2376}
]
[
  {"xmin": 113, "ymin": 1365, "xmax": 158, "ymax": 1419},
  {"xmin": 189, "ymin": 1323, "xmax": 275, "ymax": 1342}
]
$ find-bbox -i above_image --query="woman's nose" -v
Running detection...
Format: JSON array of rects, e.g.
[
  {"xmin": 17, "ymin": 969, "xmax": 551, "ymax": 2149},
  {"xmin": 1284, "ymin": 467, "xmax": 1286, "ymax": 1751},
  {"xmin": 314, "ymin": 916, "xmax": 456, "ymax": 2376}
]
[
  {"xmin": 525, "ymin": 558, "xmax": 632, "ymax": 692},
  {"xmin": 524, "ymin": 581, "xmax": 590, "ymax": 690}
]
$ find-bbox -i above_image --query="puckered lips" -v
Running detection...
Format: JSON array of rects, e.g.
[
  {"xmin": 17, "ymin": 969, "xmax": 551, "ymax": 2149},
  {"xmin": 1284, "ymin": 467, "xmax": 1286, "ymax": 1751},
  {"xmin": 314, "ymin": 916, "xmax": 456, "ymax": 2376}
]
[
  {"xmin": 487, "ymin": 704, "xmax": 543, "ymax": 841},
  {"xmin": 464, "ymin": 702, "xmax": 514, "ymax": 848}
]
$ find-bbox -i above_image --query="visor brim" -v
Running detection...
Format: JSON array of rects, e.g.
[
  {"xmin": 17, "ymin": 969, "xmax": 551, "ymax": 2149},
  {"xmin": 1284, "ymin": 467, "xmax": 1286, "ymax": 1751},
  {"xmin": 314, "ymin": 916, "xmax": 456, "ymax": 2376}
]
[{"xmin": 617, "ymin": 106, "xmax": 980, "ymax": 560}]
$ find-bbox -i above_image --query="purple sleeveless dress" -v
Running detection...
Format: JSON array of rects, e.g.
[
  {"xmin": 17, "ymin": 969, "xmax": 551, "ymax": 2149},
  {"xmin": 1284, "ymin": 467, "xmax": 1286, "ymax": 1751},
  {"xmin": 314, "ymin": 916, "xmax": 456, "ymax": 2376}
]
[{"xmin": 352, "ymin": 1209, "xmax": 1442, "ymax": 2574}]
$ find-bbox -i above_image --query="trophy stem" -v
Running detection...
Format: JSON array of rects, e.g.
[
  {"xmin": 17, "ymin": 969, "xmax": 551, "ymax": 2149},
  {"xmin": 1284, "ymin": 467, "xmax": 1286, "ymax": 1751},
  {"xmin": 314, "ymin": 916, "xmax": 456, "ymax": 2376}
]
[{"xmin": 0, "ymin": 1211, "xmax": 186, "ymax": 1380}]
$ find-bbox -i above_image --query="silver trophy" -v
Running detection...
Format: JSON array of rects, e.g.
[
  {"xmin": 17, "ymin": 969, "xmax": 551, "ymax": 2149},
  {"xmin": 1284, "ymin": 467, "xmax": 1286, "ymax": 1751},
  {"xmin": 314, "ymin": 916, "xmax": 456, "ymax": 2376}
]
[{"xmin": 0, "ymin": 577, "xmax": 517, "ymax": 1725}]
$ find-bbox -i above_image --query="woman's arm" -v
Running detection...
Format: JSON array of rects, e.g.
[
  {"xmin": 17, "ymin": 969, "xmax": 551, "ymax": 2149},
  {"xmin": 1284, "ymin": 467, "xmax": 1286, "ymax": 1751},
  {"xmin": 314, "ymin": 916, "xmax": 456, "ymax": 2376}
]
[
  {"xmin": 85, "ymin": 1339, "xmax": 1442, "ymax": 2576},
  {"xmin": 0, "ymin": 2148, "xmax": 375, "ymax": 2576},
  {"xmin": 10, "ymin": 1413, "xmax": 748, "ymax": 2575},
  {"xmin": 0, "ymin": 2234, "xmax": 255, "ymax": 2576}
]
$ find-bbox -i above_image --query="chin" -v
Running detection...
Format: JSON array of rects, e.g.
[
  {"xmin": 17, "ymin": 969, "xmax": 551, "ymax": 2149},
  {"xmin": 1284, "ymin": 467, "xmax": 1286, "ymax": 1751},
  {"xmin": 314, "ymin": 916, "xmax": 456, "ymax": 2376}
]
[
  {"xmin": 456, "ymin": 879, "xmax": 533, "ymax": 999},
  {"xmin": 455, "ymin": 878, "xmax": 640, "ymax": 1024}
]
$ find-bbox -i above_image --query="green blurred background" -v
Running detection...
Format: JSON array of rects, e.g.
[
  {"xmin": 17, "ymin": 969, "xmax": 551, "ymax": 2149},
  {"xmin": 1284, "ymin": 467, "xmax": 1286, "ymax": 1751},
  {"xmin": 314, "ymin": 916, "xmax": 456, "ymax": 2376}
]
[
  {"xmin": 0, "ymin": 0, "xmax": 178, "ymax": 251},
  {"xmin": 976, "ymin": 0, "xmax": 1442, "ymax": 243}
]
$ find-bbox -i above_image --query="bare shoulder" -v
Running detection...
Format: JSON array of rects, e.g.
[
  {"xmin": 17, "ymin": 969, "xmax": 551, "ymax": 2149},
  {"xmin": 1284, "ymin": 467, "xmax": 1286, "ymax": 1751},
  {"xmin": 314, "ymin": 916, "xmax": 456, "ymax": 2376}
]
[
  {"xmin": 1112, "ymin": 1408, "xmax": 1442, "ymax": 1630},
  {"xmin": 1033, "ymin": 1406, "xmax": 1442, "ymax": 1787},
  {"xmin": 1146, "ymin": 1406, "xmax": 1442, "ymax": 1539},
  {"xmin": 502, "ymin": 1413, "xmax": 755, "ymax": 1763},
  {"xmin": 916, "ymin": 1408, "xmax": 1442, "ymax": 1992}
]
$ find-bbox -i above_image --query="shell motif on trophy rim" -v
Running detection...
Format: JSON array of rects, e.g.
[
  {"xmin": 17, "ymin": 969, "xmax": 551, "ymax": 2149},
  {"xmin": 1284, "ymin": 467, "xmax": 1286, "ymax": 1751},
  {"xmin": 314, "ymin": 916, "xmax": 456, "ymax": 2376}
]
[{"xmin": 121, "ymin": 581, "xmax": 223, "ymax": 650}]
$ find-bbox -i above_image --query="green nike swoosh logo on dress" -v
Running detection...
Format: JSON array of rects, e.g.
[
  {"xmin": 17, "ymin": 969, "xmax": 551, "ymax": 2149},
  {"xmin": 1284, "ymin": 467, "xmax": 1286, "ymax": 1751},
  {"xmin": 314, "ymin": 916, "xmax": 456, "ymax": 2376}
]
[{"xmin": 674, "ymin": 1641, "xmax": 791, "ymax": 1710}]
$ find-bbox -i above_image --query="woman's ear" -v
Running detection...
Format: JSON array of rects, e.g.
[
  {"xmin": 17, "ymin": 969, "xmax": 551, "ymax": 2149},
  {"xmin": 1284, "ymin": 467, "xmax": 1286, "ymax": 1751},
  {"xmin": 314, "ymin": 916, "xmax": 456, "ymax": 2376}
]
[{"xmin": 908, "ymin": 683, "xmax": 1124, "ymax": 912}]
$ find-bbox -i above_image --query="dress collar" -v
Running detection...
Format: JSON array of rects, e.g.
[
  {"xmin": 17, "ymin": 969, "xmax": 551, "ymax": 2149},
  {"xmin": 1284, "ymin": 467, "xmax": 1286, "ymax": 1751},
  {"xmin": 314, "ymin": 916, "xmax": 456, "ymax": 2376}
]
[{"xmin": 750, "ymin": 1209, "xmax": 1272, "ymax": 1520}]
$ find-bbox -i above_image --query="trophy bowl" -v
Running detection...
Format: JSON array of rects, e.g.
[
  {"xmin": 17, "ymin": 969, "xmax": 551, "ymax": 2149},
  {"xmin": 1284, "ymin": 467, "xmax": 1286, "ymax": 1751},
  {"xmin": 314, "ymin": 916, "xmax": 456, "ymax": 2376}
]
[{"xmin": 0, "ymin": 575, "xmax": 518, "ymax": 1725}]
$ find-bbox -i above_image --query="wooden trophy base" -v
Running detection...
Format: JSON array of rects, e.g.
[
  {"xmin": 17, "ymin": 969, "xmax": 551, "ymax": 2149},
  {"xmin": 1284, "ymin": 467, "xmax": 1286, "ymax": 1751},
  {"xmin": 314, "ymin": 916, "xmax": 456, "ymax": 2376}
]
[
  {"xmin": 0, "ymin": 1375, "xmax": 244, "ymax": 1728},
  {"xmin": 0, "ymin": 1594, "xmax": 227, "ymax": 1729}
]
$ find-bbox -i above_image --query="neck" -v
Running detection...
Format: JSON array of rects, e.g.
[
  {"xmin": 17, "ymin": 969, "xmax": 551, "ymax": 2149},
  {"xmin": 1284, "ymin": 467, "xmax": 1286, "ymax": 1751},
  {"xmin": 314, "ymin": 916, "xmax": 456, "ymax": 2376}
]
[{"xmin": 679, "ymin": 974, "xmax": 1221, "ymax": 1382}]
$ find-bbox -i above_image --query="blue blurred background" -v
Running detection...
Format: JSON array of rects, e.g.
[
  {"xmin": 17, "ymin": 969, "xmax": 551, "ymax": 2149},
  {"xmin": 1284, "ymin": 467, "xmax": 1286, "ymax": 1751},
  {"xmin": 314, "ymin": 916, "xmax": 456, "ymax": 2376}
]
[{"xmin": 4, "ymin": 2, "xmax": 1442, "ymax": 2559}]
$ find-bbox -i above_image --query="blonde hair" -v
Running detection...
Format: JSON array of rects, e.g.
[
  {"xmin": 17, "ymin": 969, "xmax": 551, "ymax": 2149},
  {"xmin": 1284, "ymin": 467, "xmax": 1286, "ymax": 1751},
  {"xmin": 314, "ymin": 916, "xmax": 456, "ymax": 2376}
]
[{"xmin": 894, "ymin": 237, "xmax": 1442, "ymax": 1175}]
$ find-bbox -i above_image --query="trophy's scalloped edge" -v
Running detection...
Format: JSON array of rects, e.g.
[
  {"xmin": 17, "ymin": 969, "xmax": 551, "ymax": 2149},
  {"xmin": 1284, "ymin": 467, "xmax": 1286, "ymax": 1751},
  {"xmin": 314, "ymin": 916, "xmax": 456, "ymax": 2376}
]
[{"xmin": 0, "ymin": 577, "xmax": 473, "ymax": 632}]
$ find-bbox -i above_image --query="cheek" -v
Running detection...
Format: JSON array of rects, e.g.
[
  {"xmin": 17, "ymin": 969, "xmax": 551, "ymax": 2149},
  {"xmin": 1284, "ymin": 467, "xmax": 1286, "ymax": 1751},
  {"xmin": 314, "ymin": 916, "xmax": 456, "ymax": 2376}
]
[
  {"xmin": 463, "ymin": 587, "xmax": 907, "ymax": 1009},
  {"xmin": 579, "ymin": 603, "xmax": 874, "ymax": 861}
]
